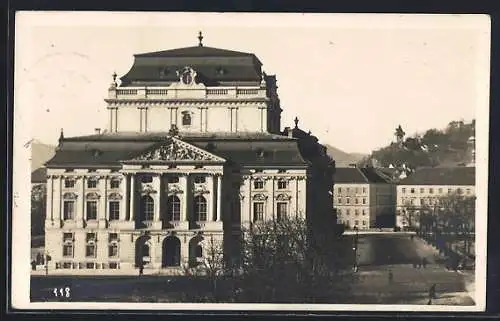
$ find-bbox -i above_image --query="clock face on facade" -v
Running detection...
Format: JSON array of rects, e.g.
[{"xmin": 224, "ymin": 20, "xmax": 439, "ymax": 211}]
[{"xmin": 181, "ymin": 71, "xmax": 193, "ymax": 85}]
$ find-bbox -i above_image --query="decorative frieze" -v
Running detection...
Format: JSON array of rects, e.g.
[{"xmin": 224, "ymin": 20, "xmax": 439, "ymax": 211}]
[
  {"xmin": 252, "ymin": 193, "xmax": 268, "ymax": 201},
  {"xmin": 86, "ymin": 192, "xmax": 100, "ymax": 200}
]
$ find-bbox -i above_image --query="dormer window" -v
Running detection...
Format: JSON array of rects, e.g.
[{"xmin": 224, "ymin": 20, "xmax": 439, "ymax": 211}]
[{"xmin": 182, "ymin": 111, "xmax": 192, "ymax": 126}]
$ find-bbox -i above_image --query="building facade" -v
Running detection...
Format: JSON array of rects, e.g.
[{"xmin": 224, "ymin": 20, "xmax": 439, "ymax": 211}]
[
  {"xmin": 333, "ymin": 166, "xmax": 395, "ymax": 230},
  {"xmin": 395, "ymin": 166, "xmax": 476, "ymax": 229},
  {"xmin": 43, "ymin": 35, "xmax": 335, "ymax": 274}
]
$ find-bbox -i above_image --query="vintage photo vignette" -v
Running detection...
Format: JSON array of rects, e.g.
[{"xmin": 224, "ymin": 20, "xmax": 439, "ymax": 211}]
[{"xmin": 10, "ymin": 12, "xmax": 491, "ymax": 312}]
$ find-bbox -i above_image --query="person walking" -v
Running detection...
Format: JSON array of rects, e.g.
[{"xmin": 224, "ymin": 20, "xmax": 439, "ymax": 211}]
[
  {"xmin": 388, "ymin": 270, "xmax": 394, "ymax": 284},
  {"xmin": 139, "ymin": 264, "xmax": 144, "ymax": 276}
]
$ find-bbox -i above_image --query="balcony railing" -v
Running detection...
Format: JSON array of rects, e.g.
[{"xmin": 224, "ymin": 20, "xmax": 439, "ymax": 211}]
[{"xmin": 110, "ymin": 86, "xmax": 266, "ymax": 100}]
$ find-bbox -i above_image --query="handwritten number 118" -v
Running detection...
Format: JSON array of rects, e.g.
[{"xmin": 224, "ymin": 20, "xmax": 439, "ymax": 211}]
[{"xmin": 53, "ymin": 287, "xmax": 71, "ymax": 298}]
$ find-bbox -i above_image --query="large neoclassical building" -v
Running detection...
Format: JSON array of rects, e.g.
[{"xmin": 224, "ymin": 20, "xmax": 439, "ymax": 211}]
[{"xmin": 43, "ymin": 34, "xmax": 335, "ymax": 274}]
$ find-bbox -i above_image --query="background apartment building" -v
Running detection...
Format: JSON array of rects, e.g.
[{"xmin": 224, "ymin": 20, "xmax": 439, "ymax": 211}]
[{"xmin": 333, "ymin": 166, "xmax": 396, "ymax": 230}]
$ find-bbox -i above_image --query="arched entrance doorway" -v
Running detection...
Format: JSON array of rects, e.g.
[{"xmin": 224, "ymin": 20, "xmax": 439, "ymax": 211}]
[
  {"xmin": 135, "ymin": 235, "xmax": 152, "ymax": 267},
  {"xmin": 189, "ymin": 235, "xmax": 204, "ymax": 267},
  {"xmin": 162, "ymin": 236, "xmax": 181, "ymax": 267}
]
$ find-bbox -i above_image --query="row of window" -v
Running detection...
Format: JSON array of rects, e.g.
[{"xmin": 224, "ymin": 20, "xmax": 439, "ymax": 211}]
[
  {"xmin": 337, "ymin": 187, "xmax": 367, "ymax": 194},
  {"xmin": 342, "ymin": 220, "xmax": 368, "ymax": 227},
  {"xmin": 401, "ymin": 187, "xmax": 472, "ymax": 195},
  {"xmin": 63, "ymin": 232, "xmax": 119, "ymax": 258},
  {"xmin": 63, "ymin": 200, "xmax": 120, "ymax": 221},
  {"xmin": 56, "ymin": 262, "xmax": 120, "ymax": 269},
  {"xmin": 252, "ymin": 202, "xmax": 288, "ymax": 222},
  {"xmin": 64, "ymin": 178, "xmax": 121, "ymax": 189},
  {"xmin": 337, "ymin": 208, "xmax": 367, "ymax": 216},
  {"xmin": 336, "ymin": 197, "xmax": 367, "ymax": 205},
  {"xmin": 253, "ymin": 179, "xmax": 288, "ymax": 190}
]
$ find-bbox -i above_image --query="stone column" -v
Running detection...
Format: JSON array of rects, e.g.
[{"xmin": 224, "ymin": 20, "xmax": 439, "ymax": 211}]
[
  {"xmin": 181, "ymin": 174, "xmax": 188, "ymax": 221},
  {"xmin": 122, "ymin": 174, "xmax": 128, "ymax": 221},
  {"xmin": 216, "ymin": 174, "xmax": 222, "ymax": 221},
  {"xmin": 154, "ymin": 175, "xmax": 161, "ymax": 221},
  {"xmin": 208, "ymin": 174, "xmax": 214, "ymax": 221},
  {"xmin": 248, "ymin": 177, "xmax": 252, "ymax": 223},
  {"xmin": 129, "ymin": 174, "xmax": 135, "ymax": 222},
  {"xmin": 55, "ymin": 176, "xmax": 61, "ymax": 222},
  {"xmin": 78, "ymin": 176, "xmax": 85, "ymax": 227},
  {"xmin": 99, "ymin": 176, "xmax": 108, "ymax": 225}
]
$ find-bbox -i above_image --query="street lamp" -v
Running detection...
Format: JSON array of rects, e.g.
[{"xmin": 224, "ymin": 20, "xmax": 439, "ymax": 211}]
[{"xmin": 353, "ymin": 226, "xmax": 359, "ymax": 272}]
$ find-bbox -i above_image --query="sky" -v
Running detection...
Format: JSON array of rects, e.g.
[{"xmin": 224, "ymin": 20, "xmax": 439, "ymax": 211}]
[{"xmin": 14, "ymin": 12, "xmax": 490, "ymax": 154}]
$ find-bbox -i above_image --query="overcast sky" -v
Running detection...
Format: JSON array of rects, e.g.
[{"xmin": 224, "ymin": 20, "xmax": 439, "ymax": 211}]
[{"xmin": 15, "ymin": 12, "xmax": 490, "ymax": 154}]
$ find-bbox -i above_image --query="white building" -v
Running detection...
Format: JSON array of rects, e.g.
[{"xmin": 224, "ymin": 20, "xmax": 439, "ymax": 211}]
[
  {"xmin": 395, "ymin": 166, "xmax": 475, "ymax": 229},
  {"xmin": 42, "ymin": 34, "xmax": 335, "ymax": 274}
]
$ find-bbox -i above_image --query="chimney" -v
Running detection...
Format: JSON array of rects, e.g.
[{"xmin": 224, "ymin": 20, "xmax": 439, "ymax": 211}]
[
  {"xmin": 284, "ymin": 126, "xmax": 293, "ymax": 138},
  {"xmin": 95, "ymin": 128, "xmax": 101, "ymax": 135}
]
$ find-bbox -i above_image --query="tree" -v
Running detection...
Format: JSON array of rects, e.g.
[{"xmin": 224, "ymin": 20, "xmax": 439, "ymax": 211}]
[{"xmin": 31, "ymin": 184, "xmax": 46, "ymax": 237}]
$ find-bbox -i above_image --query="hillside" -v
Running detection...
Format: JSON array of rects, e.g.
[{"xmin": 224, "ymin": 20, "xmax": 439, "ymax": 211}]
[
  {"xmin": 324, "ymin": 144, "xmax": 367, "ymax": 167},
  {"xmin": 361, "ymin": 120, "xmax": 475, "ymax": 171}
]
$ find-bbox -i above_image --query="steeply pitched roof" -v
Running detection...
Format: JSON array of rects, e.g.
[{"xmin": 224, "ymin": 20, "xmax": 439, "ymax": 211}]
[
  {"xmin": 120, "ymin": 46, "xmax": 263, "ymax": 86},
  {"xmin": 31, "ymin": 167, "xmax": 47, "ymax": 184},
  {"xmin": 398, "ymin": 166, "xmax": 475, "ymax": 186},
  {"xmin": 45, "ymin": 132, "xmax": 308, "ymax": 168},
  {"xmin": 135, "ymin": 46, "xmax": 260, "ymax": 62},
  {"xmin": 334, "ymin": 167, "xmax": 391, "ymax": 184}
]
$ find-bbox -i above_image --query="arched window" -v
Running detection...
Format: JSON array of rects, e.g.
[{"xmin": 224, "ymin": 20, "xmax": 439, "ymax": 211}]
[
  {"xmin": 253, "ymin": 179, "xmax": 264, "ymax": 190},
  {"xmin": 182, "ymin": 112, "xmax": 192, "ymax": 126},
  {"xmin": 195, "ymin": 245, "xmax": 203, "ymax": 258},
  {"xmin": 194, "ymin": 195, "xmax": 207, "ymax": 221},
  {"xmin": 167, "ymin": 195, "xmax": 181, "ymax": 221},
  {"xmin": 141, "ymin": 195, "xmax": 154, "ymax": 221}
]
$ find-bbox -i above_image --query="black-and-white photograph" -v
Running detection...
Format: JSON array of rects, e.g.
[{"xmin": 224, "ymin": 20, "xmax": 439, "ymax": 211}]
[{"xmin": 12, "ymin": 12, "xmax": 489, "ymax": 311}]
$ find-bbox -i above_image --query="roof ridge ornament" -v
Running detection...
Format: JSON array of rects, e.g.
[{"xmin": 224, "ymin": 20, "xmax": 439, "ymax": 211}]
[{"xmin": 198, "ymin": 31, "xmax": 204, "ymax": 47}]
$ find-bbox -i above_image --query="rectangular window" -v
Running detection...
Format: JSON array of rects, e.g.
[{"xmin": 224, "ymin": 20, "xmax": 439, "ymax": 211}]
[
  {"xmin": 85, "ymin": 244, "xmax": 96, "ymax": 258},
  {"xmin": 438, "ymin": 188, "xmax": 443, "ymax": 194},
  {"xmin": 254, "ymin": 180, "xmax": 264, "ymax": 189},
  {"xmin": 466, "ymin": 188, "xmax": 471, "ymax": 195},
  {"xmin": 420, "ymin": 198, "xmax": 425, "ymax": 205},
  {"xmin": 167, "ymin": 176, "xmax": 179, "ymax": 183},
  {"xmin": 346, "ymin": 187, "xmax": 350, "ymax": 193},
  {"xmin": 402, "ymin": 188, "xmax": 406, "ymax": 193},
  {"xmin": 457, "ymin": 188, "xmax": 463, "ymax": 195},
  {"xmin": 63, "ymin": 232, "xmax": 73, "ymax": 242},
  {"xmin": 355, "ymin": 220, "xmax": 359, "ymax": 226},
  {"xmin": 362, "ymin": 209, "xmax": 366, "ymax": 215},
  {"xmin": 338, "ymin": 187, "xmax": 342, "ymax": 194},
  {"xmin": 64, "ymin": 178, "xmax": 75, "ymax": 188},
  {"xmin": 108, "ymin": 244, "xmax": 119, "ymax": 258},
  {"xmin": 86, "ymin": 201, "xmax": 98, "ymax": 220},
  {"xmin": 62, "ymin": 262, "xmax": 72, "ymax": 269},
  {"xmin": 355, "ymin": 198, "xmax": 359, "ymax": 204},
  {"xmin": 109, "ymin": 262, "xmax": 118, "ymax": 269},
  {"xmin": 194, "ymin": 176, "xmax": 206, "ymax": 184},
  {"xmin": 63, "ymin": 201, "xmax": 75, "ymax": 220},
  {"xmin": 86, "ymin": 262, "xmax": 95, "ymax": 269},
  {"xmin": 411, "ymin": 188, "xmax": 415, "ymax": 194},
  {"xmin": 346, "ymin": 198, "xmax": 350, "ymax": 204},
  {"xmin": 253, "ymin": 202, "xmax": 264, "ymax": 222},
  {"xmin": 110, "ymin": 179, "xmax": 120, "ymax": 189},
  {"xmin": 338, "ymin": 198, "xmax": 342, "ymax": 204},
  {"xmin": 346, "ymin": 209, "xmax": 350, "ymax": 215},
  {"xmin": 86, "ymin": 233, "xmax": 96, "ymax": 242},
  {"xmin": 429, "ymin": 188, "xmax": 434, "ymax": 194},
  {"xmin": 277, "ymin": 180, "xmax": 287, "ymax": 190},
  {"xmin": 362, "ymin": 198, "xmax": 366, "ymax": 204},
  {"xmin": 63, "ymin": 244, "xmax": 73, "ymax": 257},
  {"xmin": 420, "ymin": 188, "xmax": 424, "ymax": 193},
  {"xmin": 362, "ymin": 220, "xmax": 367, "ymax": 226},
  {"xmin": 355, "ymin": 187, "xmax": 360, "ymax": 194},
  {"xmin": 362, "ymin": 187, "xmax": 366, "ymax": 194},
  {"xmin": 87, "ymin": 179, "xmax": 97, "ymax": 189},
  {"xmin": 355, "ymin": 209, "xmax": 359, "ymax": 216},
  {"xmin": 276, "ymin": 202, "xmax": 287, "ymax": 221},
  {"xmin": 448, "ymin": 188, "xmax": 453, "ymax": 194},
  {"xmin": 109, "ymin": 201, "xmax": 120, "ymax": 221},
  {"xmin": 109, "ymin": 233, "xmax": 118, "ymax": 242}
]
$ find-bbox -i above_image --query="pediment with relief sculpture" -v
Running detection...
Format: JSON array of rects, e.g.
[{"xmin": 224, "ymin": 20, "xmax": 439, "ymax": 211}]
[{"xmin": 124, "ymin": 137, "xmax": 225, "ymax": 163}]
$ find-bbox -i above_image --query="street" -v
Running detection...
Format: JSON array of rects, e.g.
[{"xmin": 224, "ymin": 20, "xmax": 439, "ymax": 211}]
[
  {"xmin": 30, "ymin": 234, "xmax": 475, "ymax": 305},
  {"xmin": 342, "ymin": 234, "xmax": 475, "ymax": 305}
]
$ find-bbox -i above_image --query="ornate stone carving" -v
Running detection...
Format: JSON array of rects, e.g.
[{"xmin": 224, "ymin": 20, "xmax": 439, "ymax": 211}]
[
  {"xmin": 193, "ymin": 185, "xmax": 210, "ymax": 195},
  {"xmin": 62, "ymin": 192, "xmax": 78, "ymax": 200},
  {"xmin": 141, "ymin": 184, "xmax": 156, "ymax": 195},
  {"xmin": 108, "ymin": 193, "xmax": 122, "ymax": 200},
  {"xmin": 238, "ymin": 193, "xmax": 245, "ymax": 200},
  {"xmin": 86, "ymin": 192, "xmax": 100, "ymax": 200},
  {"xmin": 276, "ymin": 193, "xmax": 292, "ymax": 201},
  {"xmin": 252, "ymin": 193, "xmax": 268, "ymax": 201},
  {"xmin": 130, "ymin": 137, "xmax": 224, "ymax": 162},
  {"xmin": 168, "ymin": 185, "xmax": 184, "ymax": 195}
]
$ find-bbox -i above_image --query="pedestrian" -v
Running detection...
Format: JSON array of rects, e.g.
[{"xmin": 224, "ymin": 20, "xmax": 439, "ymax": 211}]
[
  {"xmin": 429, "ymin": 283, "xmax": 437, "ymax": 300},
  {"xmin": 422, "ymin": 257, "xmax": 428, "ymax": 269},
  {"xmin": 388, "ymin": 270, "xmax": 393, "ymax": 284},
  {"xmin": 411, "ymin": 234, "xmax": 414, "ymax": 241},
  {"xmin": 36, "ymin": 253, "xmax": 42, "ymax": 265},
  {"xmin": 31, "ymin": 260, "xmax": 36, "ymax": 271},
  {"xmin": 139, "ymin": 263, "xmax": 144, "ymax": 276}
]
